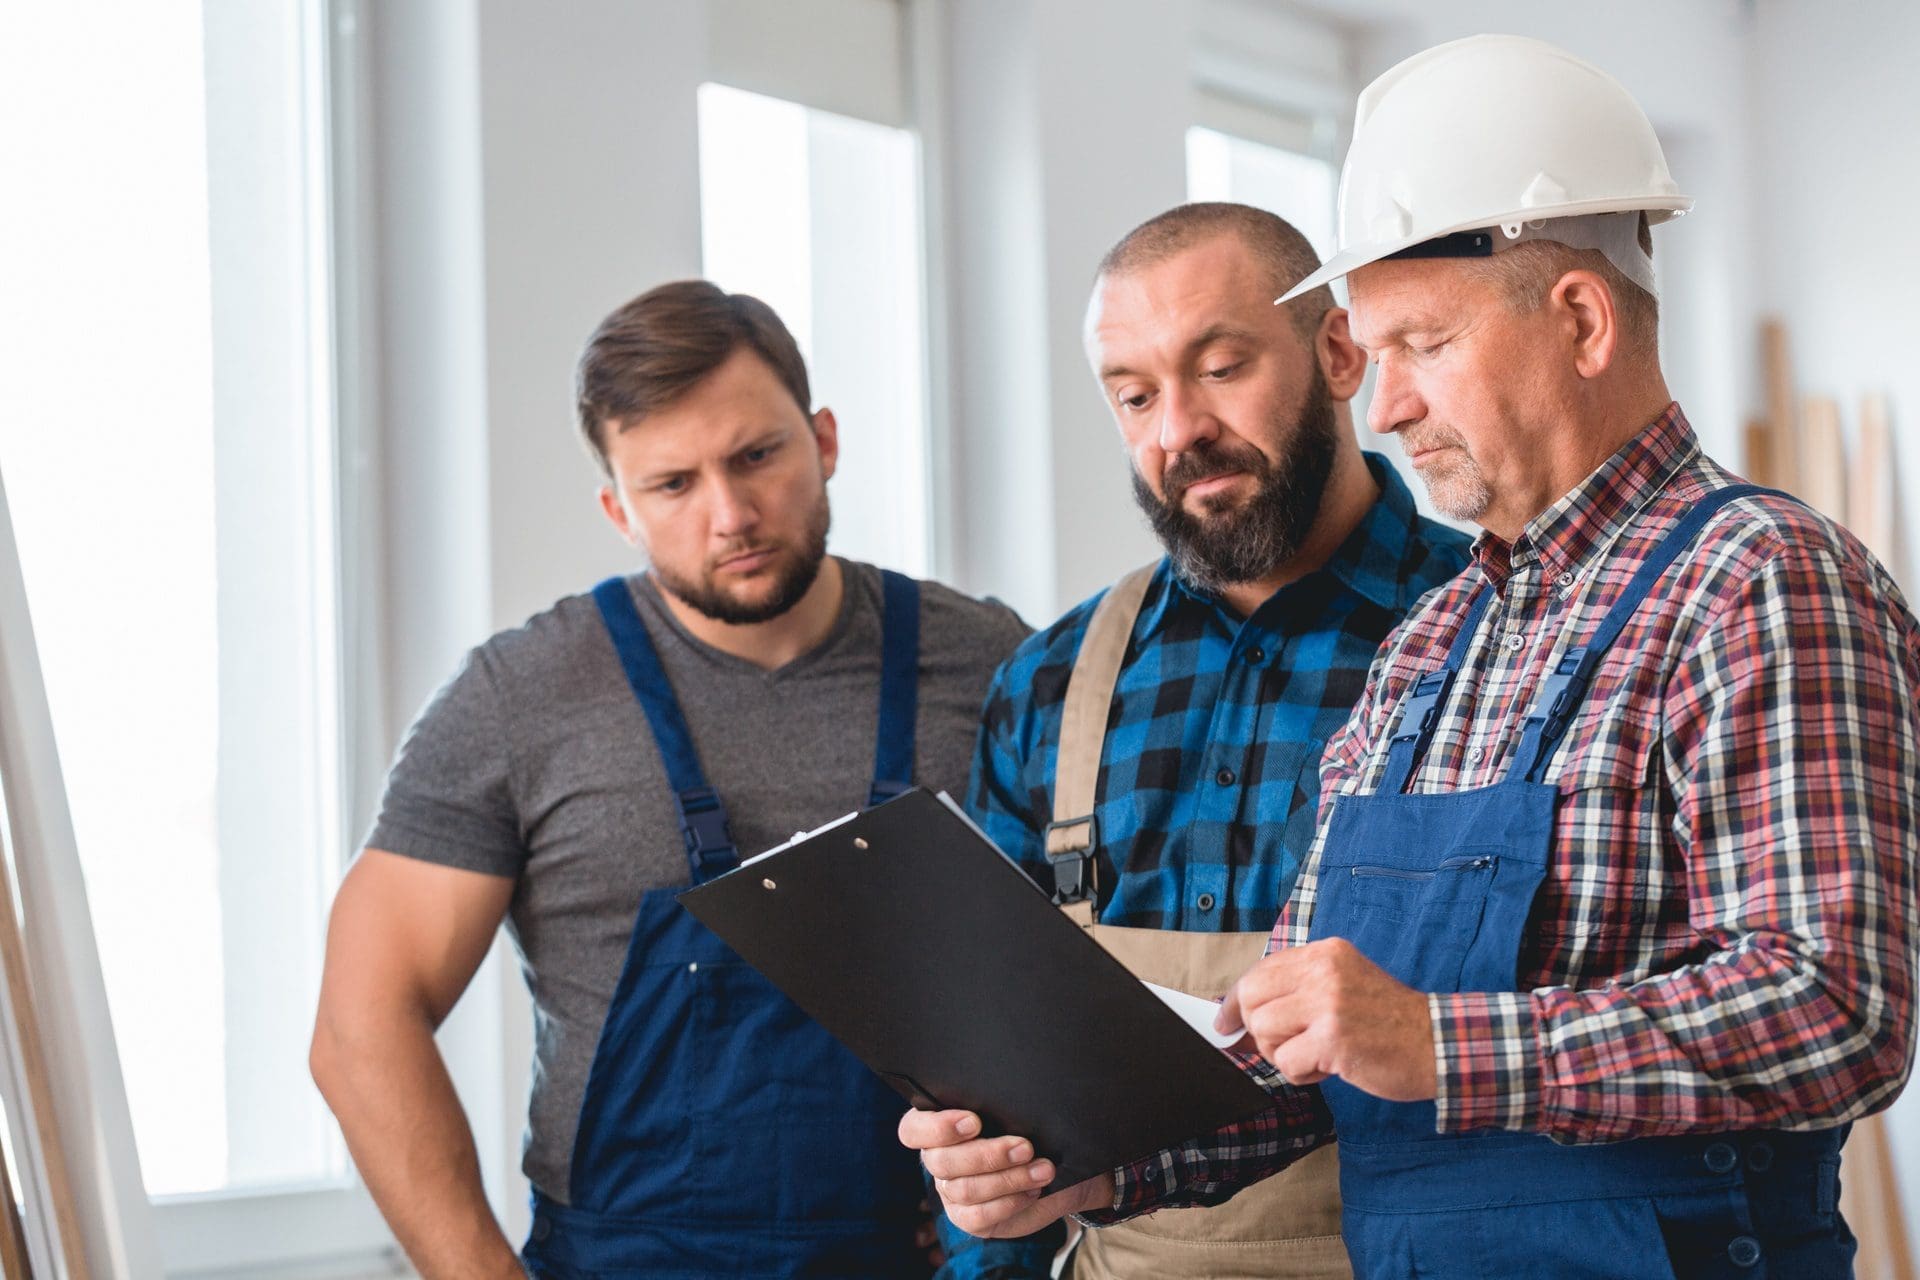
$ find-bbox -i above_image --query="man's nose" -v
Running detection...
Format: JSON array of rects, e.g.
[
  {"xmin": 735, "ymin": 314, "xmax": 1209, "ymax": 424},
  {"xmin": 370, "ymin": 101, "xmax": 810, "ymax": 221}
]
[
  {"xmin": 1157, "ymin": 383, "xmax": 1221, "ymax": 455},
  {"xmin": 1367, "ymin": 357, "xmax": 1424, "ymax": 437},
  {"xmin": 707, "ymin": 476, "xmax": 759, "ymax": 537}
]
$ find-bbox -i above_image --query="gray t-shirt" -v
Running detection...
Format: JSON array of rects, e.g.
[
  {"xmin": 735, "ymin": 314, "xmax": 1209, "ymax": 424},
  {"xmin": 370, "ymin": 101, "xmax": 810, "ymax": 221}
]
[{"xmin": 366, "ymin": 560, "xmax": 1027, "ymax": 1203}]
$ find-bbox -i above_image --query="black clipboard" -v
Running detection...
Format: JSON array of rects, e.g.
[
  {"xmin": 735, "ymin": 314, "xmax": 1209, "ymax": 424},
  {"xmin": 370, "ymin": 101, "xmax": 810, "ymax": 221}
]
[{"xmin": 678, "ymin": 788, "xmax": 1274, "ymax": 1191}]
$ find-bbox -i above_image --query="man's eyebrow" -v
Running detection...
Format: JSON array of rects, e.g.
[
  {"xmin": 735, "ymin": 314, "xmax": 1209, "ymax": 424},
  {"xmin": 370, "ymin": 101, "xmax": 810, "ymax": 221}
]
[
  {"xmin": 1099, "ymin": 324, "xmax": 1263, "ymax": 381},
  {"xmin": 1185, "ymin": 323, "xmax": 1263, "ymax": 352},
  {"xmin": 1357, "ymin": 312, "xmax": 1453, "ymax": 347}
]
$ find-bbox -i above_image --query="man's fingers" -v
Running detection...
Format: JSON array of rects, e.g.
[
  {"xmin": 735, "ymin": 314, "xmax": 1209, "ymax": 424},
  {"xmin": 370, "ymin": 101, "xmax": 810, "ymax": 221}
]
[
  {"xmin": 1270, "ymin": 1025, "xmax": 1332, "ymax": 1085},
  {"xmin": 921, "ymin": 1134, "xmax": 1040, "ymax": 1181},
  {"xmin": 944, "ymin": 1176, "xmax": 1098, "ymax": 1240},
  {"xmin": 898, "ymin": 1107, "xmax": 981, "ymax": 1150},
  {"xmin": 1214, "ymin": 982, "xmax": 1246, "ymax": 1036},
  {"xmin": 1246, "ymin": 990, "xmax": 1315, "ymax": 1051},
  {"xmin": 1221, "ymin": 949, "xmax": 1312, "ymax": 1029},
  {"xmin": 934, "ymin": 1156, "xmax": 1058, "ymax": 1209}
]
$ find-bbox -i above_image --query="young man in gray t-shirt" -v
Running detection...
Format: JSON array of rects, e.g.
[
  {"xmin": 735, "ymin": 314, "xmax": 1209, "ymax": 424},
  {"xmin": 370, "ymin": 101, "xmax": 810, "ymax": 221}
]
[{"xmin": 310, "ymin": 281, "xmax": 1026, "ymax": 1280}]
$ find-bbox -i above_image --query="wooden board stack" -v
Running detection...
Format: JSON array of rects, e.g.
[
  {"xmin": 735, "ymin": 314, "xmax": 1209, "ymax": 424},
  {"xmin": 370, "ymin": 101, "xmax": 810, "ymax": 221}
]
[{"xmin": 1750, "ymin": 317, "xmax": 1903, "ymax": 560}]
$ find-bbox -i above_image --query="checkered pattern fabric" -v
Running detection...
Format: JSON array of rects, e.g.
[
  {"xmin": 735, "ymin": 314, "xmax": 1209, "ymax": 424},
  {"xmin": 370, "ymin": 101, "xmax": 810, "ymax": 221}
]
[
  {"xmin": 970, "ymin": 454, "xmax": 1470, "ymax": 933},
  {"xmin": 1096, "ymin": 405, "xmax": 1920, "ymax": 1218}
]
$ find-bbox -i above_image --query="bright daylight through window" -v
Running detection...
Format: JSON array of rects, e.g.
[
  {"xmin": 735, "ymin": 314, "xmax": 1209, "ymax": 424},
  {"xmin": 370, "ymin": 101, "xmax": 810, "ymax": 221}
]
[
  {"xmin": 1186, "ymin": 124, "xmax": 1338, "ymax": 261},
  {"xmin": 0, "ymin": 2, "xmax": 348, "ymax": 1201},
  {"xmin": 697, "ymin": 82, "xmax": 932, "ymax": 578}
]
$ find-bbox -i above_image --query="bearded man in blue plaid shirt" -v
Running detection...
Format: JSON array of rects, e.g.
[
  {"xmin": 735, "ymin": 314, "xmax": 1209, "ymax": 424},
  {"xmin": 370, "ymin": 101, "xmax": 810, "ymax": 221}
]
[{"xmin": 932, "ymin": 204, "xmax": 1469, "ymax": 1278}]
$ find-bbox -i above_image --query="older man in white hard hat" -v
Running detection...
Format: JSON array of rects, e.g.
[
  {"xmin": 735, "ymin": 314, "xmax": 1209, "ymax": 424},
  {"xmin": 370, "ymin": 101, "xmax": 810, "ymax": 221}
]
[{"xmin": 902, "ymin": 34, "xmax": 1920, "ymax": 1278}]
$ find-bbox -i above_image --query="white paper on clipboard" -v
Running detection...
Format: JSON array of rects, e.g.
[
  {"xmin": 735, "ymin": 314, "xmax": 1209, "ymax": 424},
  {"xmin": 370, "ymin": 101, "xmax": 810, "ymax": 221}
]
[{"xmin": 1143, "ymin": 981, "xmax": 1244, "ymax": 1050}]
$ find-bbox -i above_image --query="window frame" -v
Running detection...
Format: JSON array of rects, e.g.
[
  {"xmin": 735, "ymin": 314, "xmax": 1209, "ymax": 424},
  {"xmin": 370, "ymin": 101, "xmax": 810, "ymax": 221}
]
[{"xmin": 144, "ymin": 0, "xmax": 400, "ymax": 1272}]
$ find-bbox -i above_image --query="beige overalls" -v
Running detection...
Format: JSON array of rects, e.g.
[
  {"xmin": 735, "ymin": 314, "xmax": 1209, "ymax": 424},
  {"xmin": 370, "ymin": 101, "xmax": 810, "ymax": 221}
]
[{"xmin": 1047, "ymin": 566, "xmax": 1349, "ymax": 1280}]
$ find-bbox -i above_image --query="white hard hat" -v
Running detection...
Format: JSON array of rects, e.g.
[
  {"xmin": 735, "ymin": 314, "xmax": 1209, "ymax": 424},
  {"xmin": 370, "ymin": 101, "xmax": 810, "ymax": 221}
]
[{"xmin": 1277, "ymin": 34, "xmax": 1692, "ymax": 304}]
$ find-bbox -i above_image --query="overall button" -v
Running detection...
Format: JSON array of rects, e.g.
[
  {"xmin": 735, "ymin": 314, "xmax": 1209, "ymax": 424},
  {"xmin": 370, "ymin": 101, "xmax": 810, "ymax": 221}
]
[
  {"xmin": 1197, "ymin": 892, "xmax": 1217, "ymax": 912},
  {"xmin": 1216, "ymin": 767, "xmax": 1236, "ymax": 786},
  {"xmin": 530, "ymin": 1216, "xmax": 552, "ymax": 1243},
  {"xmin": 1704, "ymin": 1142, "xmax": 1739, "ymax": 1174},
  {"xmin": 1727, "ymin": 1236, "xmax": 1762, "ymax": 1268},
  {"xmin": 1246, "ymin": 647, "xmax": 1266, "ymax": 664},
  {"xmin": 1747, "ymin": 1140, "xmax": 1775, "ymax": 1172}
]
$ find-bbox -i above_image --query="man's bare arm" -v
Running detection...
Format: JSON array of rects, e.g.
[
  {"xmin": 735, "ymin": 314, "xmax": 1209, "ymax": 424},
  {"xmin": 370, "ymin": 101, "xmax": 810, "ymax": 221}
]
[{"xmin": 310, "ymin": 849, "xmax": 521, "ymax": 1280}]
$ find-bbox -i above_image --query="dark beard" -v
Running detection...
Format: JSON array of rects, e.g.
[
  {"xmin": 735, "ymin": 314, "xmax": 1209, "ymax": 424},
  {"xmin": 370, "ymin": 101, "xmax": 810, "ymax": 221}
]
[
  {"xmin": 652, "ymin": 493, "xmax": 832, "ymax": 625},
  {"xmin": 1130, "ymin": 364, "xmax": 1339, "ymax": 595}
]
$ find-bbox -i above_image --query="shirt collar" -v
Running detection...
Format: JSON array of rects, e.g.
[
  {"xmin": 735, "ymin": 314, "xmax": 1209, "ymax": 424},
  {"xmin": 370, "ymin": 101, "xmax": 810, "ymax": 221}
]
[
  {"xmin": 1138, "ymin": 451, "xmax": 1430, "ymax": 637},
  {"xmin": 1471, "ymin": 401, "xmax": 1698, "ymax": 589}
]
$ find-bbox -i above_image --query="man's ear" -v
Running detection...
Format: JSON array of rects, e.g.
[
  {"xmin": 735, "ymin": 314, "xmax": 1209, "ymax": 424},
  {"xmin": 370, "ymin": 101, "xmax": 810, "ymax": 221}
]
[
  {"xmin": 811, "ymin": 407, "xmax": 840, "ymax": 482},
  {"xmin": 599, "ymin": 483, "xmax": 641, "ymax": 546},
  {"xmin": 1316, "ymin": 308, "xmax": 1368, "ymax": 401},
  {"xmin": 1553, "ymin": 270, "xmax": 1620, "ymax": 380}
]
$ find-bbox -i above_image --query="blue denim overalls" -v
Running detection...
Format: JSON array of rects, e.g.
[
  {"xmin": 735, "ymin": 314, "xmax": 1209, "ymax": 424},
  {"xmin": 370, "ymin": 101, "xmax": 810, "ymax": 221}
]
[
  {"xmin": 521, "ymin": 572, "xmax": 929, "ymax": 1279},
  {"xmin": 1309, "ymin": 485, "xmax": 1854, "ymax": 1278}
]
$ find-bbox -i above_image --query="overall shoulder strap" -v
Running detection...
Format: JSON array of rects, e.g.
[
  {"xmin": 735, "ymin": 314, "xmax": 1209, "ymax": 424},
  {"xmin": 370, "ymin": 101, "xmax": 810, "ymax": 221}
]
[
  {"xmin": 1377, "ymin": 583, "xmax": 1496, "ymax": 796},
  {"xmin": 869, "ymin": 569, "xmax": 921, "ymax": 804},
  {"xmin": 1046, "ymin": 563, "xmax": 1157, "ymax": 906},
  {"xmin": 1514, "ymin": 482, "xmax": 1781, "ymax": 781},
  {"xmin": 590, "ymin": 576, "xmax": 738, "ymax": 883}
]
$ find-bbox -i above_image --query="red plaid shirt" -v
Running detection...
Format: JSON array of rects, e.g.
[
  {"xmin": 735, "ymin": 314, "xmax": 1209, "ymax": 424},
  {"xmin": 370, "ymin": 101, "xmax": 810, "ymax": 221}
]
[{"xmin": 1098, "ymin": 404, "xmax": 1920, "ymax": 1216}]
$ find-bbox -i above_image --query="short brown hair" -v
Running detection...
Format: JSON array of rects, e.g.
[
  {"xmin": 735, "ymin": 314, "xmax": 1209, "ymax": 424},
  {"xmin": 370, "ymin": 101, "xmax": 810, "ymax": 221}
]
[
  {"xmin": 575, "ymin": 280, "xmax": 812, "ymax": 475},
  {"xmin": 1098, "ymin": 202, "xmax": 1336, "ymax": 339}
]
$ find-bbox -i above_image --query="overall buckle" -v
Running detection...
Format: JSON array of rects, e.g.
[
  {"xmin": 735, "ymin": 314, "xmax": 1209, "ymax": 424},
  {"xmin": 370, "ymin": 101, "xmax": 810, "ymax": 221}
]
[
  {"xmin": 675, "ymin": 787, "xmax": 737, "ymax": 877},
  {"xmin": 867, "ymin": 779, "xmax": 912, "ymax": 806},
  {"xmin": 1043, "ymin": 815, "xmax": 1098, "ymax": 905},
  {"xmin": 1390, "ymin": 669, "xmax": 1455, "ymax": 745}
]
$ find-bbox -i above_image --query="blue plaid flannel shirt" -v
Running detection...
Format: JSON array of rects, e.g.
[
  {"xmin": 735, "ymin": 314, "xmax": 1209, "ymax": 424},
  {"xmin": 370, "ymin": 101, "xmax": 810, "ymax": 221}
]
[{"xmin": 933, "ymin": 455, "xmax": 1469, "ymax": 1277}]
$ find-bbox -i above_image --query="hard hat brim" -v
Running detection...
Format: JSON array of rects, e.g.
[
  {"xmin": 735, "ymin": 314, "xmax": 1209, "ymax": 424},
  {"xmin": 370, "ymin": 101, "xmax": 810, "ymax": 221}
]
[{"xmin": 1274, "ymin": 193, "xmax": 1694, "ymax": 305}]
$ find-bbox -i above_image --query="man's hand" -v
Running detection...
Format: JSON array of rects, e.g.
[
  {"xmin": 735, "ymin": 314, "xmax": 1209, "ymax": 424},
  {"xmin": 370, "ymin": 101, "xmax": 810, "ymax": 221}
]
[
  {"xmin": 1215, "ymin": 938, "xmax": 1437, "ymax": 1102},
  {"xmin": 899, "ymin": 1109, "xmax": 1114, "ymax": 1238}
]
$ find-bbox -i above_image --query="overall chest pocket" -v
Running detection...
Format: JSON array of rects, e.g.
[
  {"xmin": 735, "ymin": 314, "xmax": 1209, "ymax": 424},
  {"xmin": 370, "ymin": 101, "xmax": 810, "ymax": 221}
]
[
  {"xmin": 1314, "ymin": 787, "xmax": 1517, "ymax": 995},
  {"xmin": 1339, "ymin": 853, "xmax": 1502, "ymax": 992}
]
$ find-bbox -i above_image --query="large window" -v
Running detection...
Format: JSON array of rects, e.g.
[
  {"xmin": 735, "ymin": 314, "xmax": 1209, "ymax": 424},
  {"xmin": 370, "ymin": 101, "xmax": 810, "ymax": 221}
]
[
  {"xmin": 696, "ymin": 81, "xmax": 931, "ymax": 577},
  {"xmin": 0, "ymin": 0, "xmax": 388, "ymax": 1273}
]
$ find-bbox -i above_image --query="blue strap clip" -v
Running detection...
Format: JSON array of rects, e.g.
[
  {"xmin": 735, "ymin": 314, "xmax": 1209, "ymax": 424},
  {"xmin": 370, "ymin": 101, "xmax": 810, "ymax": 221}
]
[
  {"xmin": 1391, "ymin": 669, "xmax": 1455, "ymax": 744},
  {"xmin": 674, "ymin": 786, "xmax": 737, "ymax": 877}
]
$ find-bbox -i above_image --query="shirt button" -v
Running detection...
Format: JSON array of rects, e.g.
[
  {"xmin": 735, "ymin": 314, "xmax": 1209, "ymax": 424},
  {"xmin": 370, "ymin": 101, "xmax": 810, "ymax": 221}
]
[
  {"xmin": 1504, "ymin": 632, "xmax": 1526, "ymax": 653},
  {"xmin": 1216, "ymin": 767, "xmax": 1236, "ymax": 786},
  {"xmin": 1247, "ymin": 647, "xmax": 1266, "ymax": 664},
  {"xmin": 1197, "ymin": 892, "xmax": 1216, "ymax": 911},
  {"xmin": 1727, "ymin": 1236, "xmax": 1762, "ymax": 1268},
  {"xmin": 1556, "ymin": 570, "xmax": 1574, "ymax": 587},
  {"xmin": 1468, "ymin": 745, "xmax": 1486, "ymax": 764}
]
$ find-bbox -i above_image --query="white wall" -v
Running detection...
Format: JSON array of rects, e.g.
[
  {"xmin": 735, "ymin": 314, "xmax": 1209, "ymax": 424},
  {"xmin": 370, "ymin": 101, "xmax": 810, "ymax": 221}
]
[
  {"xmin": 938, "ymin": 0, "xmax": 1182, "ymax": 620},
  {"xmin": 1751, "ymin": 0, "xmax": 1920, "ymax": 587}
]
